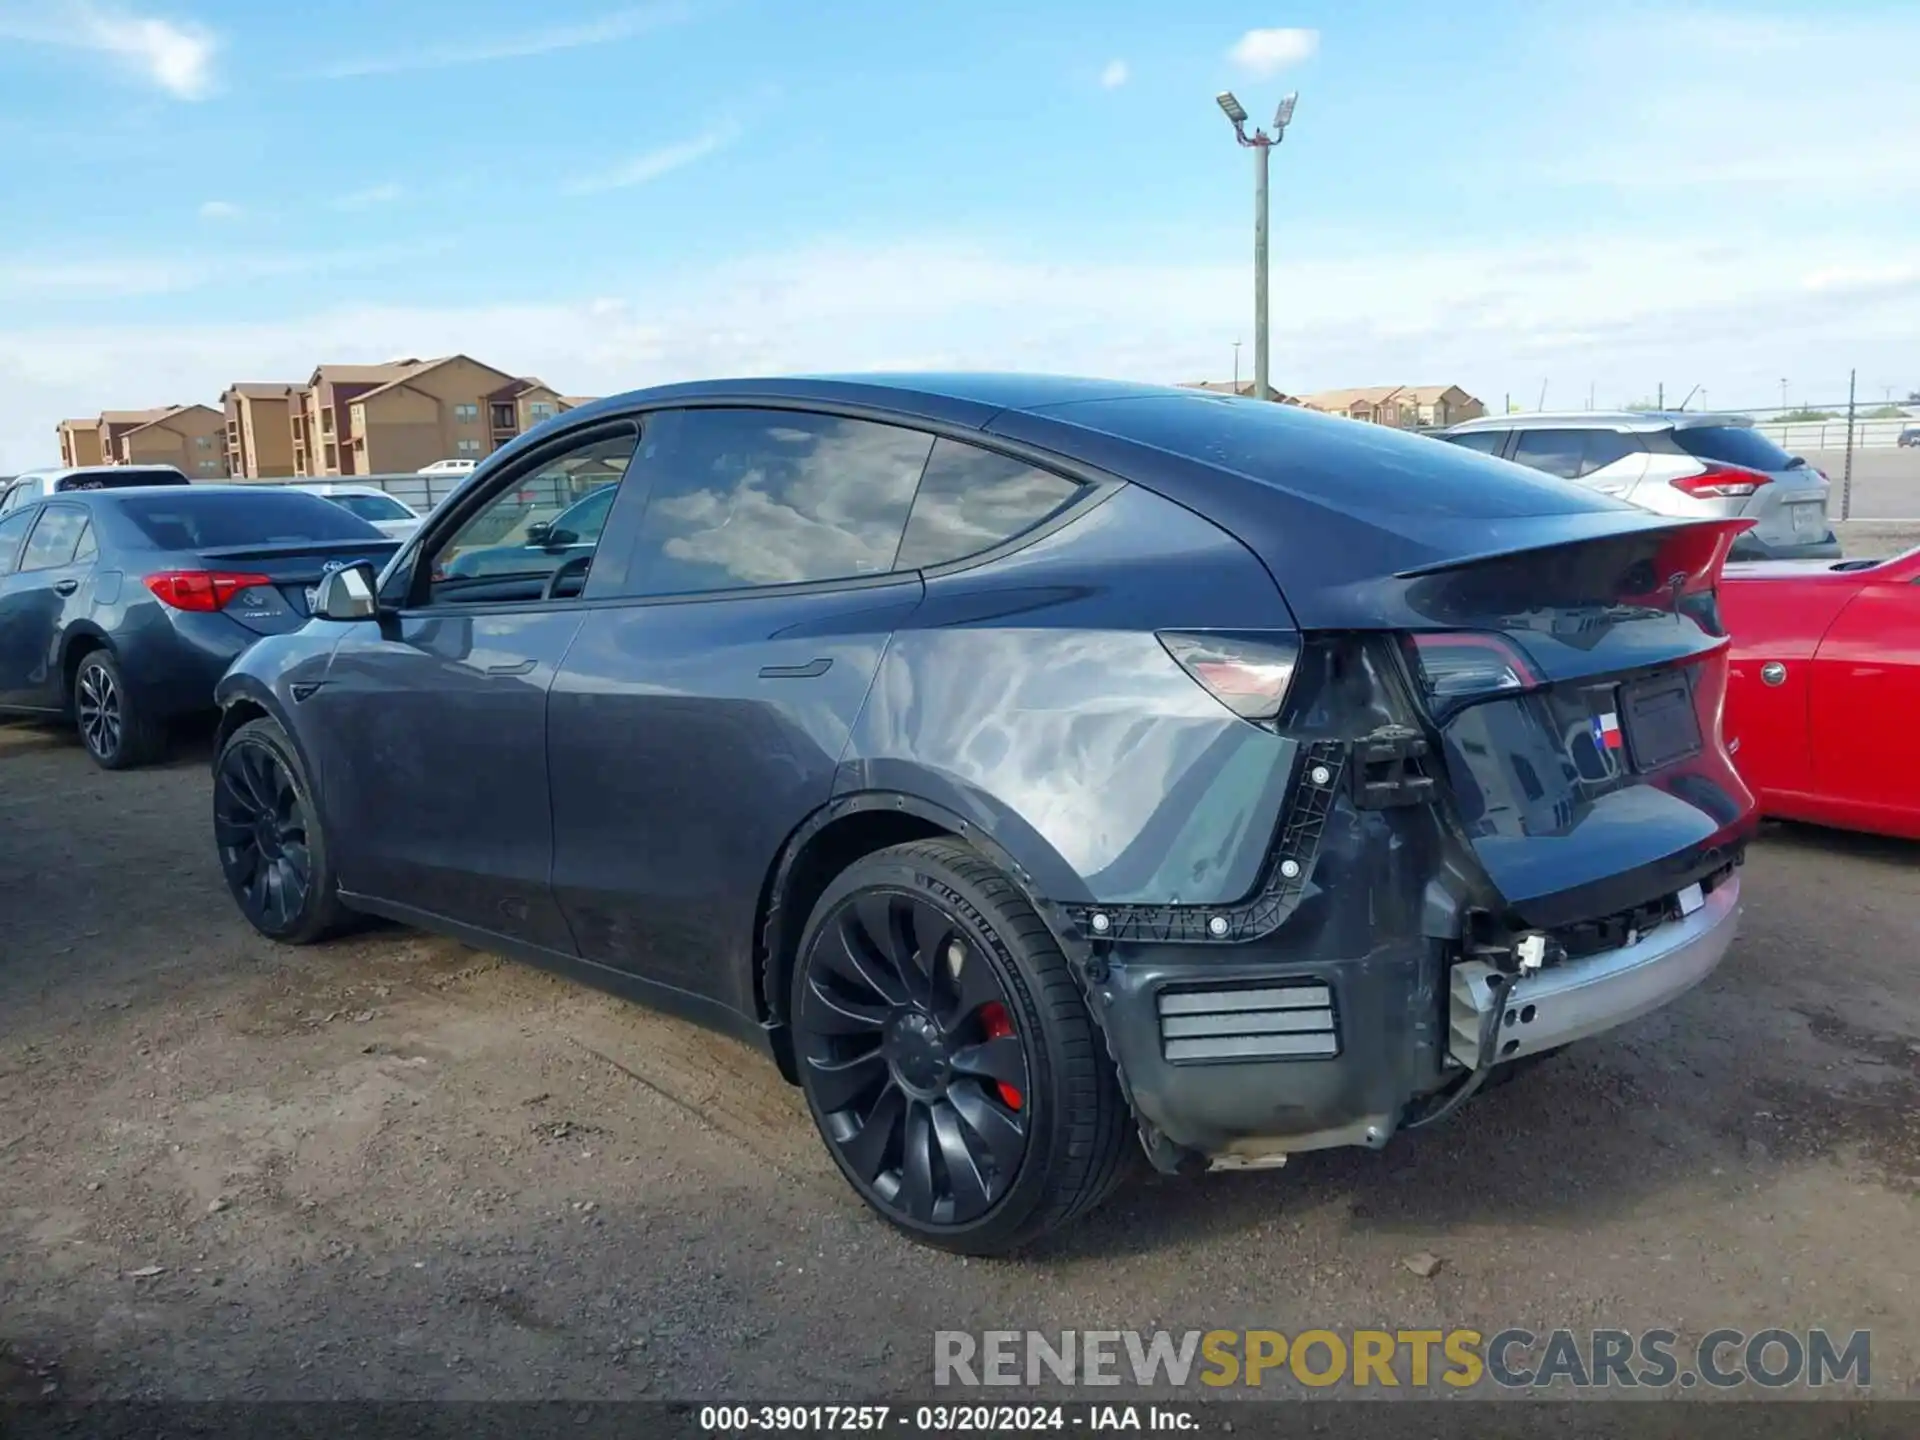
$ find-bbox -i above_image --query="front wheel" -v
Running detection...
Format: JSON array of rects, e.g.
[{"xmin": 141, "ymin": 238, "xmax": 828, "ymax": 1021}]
[
  {"xmin": 791, "ymin": 839, "xmax": 1133, "ymax": 1254},
  {"xmin": 213, "ymin": 716, "xmax": 347, "ymax": 945}
]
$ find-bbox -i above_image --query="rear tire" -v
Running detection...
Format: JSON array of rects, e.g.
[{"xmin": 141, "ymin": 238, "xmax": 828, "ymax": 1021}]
[
  {"xmin": 213, "ymin": 717, "xmax": 347, "ymax": 945},
  {"xmin": 72, "ymin": 650, "xmax": 165, "ymax": 770},
  {"xmin": 790, "ymin": 839, "xmax": 1133, "ymax": 1254}
]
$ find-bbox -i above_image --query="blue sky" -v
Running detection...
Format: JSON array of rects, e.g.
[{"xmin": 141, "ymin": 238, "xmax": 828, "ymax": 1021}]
[{"xmin": 0, "ymin": 0, "xmax": 1916, "ymax": 468}]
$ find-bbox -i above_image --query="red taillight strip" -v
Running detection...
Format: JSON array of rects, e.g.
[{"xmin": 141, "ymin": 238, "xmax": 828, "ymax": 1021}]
[{"xmin": 143, "ymin": 570, "xmax": 275, "ymax": 612}]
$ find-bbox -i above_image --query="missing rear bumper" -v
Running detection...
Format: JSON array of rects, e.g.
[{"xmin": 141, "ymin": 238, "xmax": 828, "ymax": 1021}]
[{"xmin": 1449, "ymin": 873, "xmax": 1741, "ymax": 1067}]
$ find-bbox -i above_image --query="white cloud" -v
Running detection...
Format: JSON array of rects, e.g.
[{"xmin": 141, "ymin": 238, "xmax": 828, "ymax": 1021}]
[
  {"xmin": 317, "ymin": 1, "xmax": 689, "ymax": 78},
  {"xmin": 563, "ymin": 124, "xmax": 739, "ymax": 194},
  {"xmin": 198, "ymin": 199, "xmax": 241, "ymax": 221},
  {"xmin": 0, "ymin": 1, "xmax": 217, "ymax": 99},
  {"xmin": 1099, "ymin": 59, "xmax": 1129, "ymax": 89},
  {"xmin": 1531, "ymin": 8, "xmax": 1920, "ymax": 197},
  {"xmin": 4, "ymin": 228, "xmax": 1916, "ymax": 471},
  {"xmin": 1228, "ymin": 27, "xmax": 1317, "ymax": 78},
  {"xmin": 0, "ymin": 240, "xmax": 449, "ymax": 302},
  {"xmin": 331, "ymin": 182, "xmax": 404, "ymax": 212}
]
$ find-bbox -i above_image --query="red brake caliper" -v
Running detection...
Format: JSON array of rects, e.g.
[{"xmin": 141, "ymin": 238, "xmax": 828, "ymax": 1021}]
[{"xmin": 977, "ymin": 1001, "xmax": 1023, "ymax": 1111}]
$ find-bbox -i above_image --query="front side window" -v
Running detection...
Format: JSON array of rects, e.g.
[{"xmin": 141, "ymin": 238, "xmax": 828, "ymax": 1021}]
[
  {"xmin": 429, "ymin": 428, "xmax": 640, "ymax": 600},
  {"xmin": 0, "ymin": 510, "xmax": 35, "ymax": 572},
  {"xmin": 622, "ymin": 409, "xmax": 931, "ymax": 598},
  {"xmin": 894, "ymin": 439, "xmax": 1085, "ymax": 570},
  {"xmin": 21, "ymin": 505, "xmax": 90, "ymax": 570}
]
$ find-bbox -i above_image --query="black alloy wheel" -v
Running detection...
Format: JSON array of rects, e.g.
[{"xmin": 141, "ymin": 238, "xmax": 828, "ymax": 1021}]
[
  {"xmin": 798, "ymin": 886, "xmax": 1032, "ymax": 1228},
  {"xmin": 792, "ymin": 840, "xmax": 1133, "ymax": 1253},
  {"xmin": 213, "ymin": 718, "xmax": 345, "ymax": 944}
]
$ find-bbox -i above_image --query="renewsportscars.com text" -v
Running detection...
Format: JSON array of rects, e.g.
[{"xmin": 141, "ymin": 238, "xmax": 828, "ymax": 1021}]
[{"xmin": 933, "ymin": 1328, "xmax": 1870, "ymax": 1391}]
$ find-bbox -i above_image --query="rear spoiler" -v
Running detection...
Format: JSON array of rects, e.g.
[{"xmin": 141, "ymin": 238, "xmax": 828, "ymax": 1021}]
[
  {"xmin": 1392, "ymin": 516, "xmax": 1754, "ymax": 581},
  {"xmin": 198, "ymin": 539, "xmax": 401, "ymax": 563}
]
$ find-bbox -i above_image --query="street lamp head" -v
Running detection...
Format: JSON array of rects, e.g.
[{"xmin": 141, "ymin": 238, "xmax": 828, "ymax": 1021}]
[
  {"xmin": 1215, "ymin": 91, "xmax": 1248, "ymax": 124},
  {"xmin": 1273, "ymin": 92, "xmax": 1298, "ymax": 131}
]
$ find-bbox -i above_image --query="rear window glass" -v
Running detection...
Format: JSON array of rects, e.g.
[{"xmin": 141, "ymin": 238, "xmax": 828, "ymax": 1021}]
[
  {"xmin": 55, "ymin": 468, "xmax": 187, "ymax": 491},
  {"xmin": 1674, "ymin": 425, "xmax": 1795, "ymax": 471},
  {"xmin": 120, "ymin": 492, "xmax": 385, "ymax": 549},
  {"xmin": 1049, "ymin": 394, "xmax": 1622, "ymax": 519}
]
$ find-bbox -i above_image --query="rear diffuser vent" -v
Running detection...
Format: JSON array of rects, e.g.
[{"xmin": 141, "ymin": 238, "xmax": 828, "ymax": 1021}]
[{"xmin": 1157, "ymin": 981, "xmax": 1339, "ymax": 1064}]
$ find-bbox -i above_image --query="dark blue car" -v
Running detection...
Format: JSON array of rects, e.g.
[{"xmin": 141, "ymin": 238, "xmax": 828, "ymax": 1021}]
[
  {"xmin": 211, "ymin": 374, "xmax": 1757, "ymax": 1253},
  {"xmin": 0, "ymin": 485, "xmax": 395, "ymax": 768}
]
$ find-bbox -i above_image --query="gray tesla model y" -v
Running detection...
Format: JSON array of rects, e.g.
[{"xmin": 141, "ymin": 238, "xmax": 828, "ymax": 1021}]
[{"xmin": 210, "ymin": 375, "xmax": 1757, "ymax": 1253}]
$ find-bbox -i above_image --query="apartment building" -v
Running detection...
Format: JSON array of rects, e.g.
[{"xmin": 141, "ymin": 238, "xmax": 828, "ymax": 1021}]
[
  {"xmin": 56, "ymin": 418, "xmax": 106, "ymax": 468},
  {"xmin": 1299, "ymin": 385, "xmax": 1487, "ymax": 429},
  {"xmin": 294, "ymin": 360, "xmax": 420, "ymax": 476},
  {"xmin": 64, "ymin": 355, "xmax": 596, "ymax": 477},
  {"xmin": 1179, "ymin": 381, "xmax": 1302, "ymax": 403},
  {"xmin": 102, "ymin": 404, "xmax": 229, "ymax": 476},
  {"xmin": 220, "ymin": 382, "xmax": 299, "ymax": 478}
]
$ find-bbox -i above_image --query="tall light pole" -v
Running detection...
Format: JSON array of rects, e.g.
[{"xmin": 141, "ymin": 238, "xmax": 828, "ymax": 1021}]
[
  {"xmin": 1216, "ymin": 89, "xmax": 1298, "ymax": 402},
  {"xmin": 1232, "ymin": 339, "xmax": 1242, "ymax": 391}
]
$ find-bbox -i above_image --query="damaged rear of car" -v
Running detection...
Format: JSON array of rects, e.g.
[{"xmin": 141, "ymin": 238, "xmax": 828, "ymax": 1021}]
[{"xmin": 828, "ymin": 384, "xmax": 1755, "ymax": 1227}]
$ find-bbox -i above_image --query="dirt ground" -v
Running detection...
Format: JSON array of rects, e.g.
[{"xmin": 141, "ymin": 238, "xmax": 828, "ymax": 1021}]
[{"xmin": 1, "ymin": 718, "xmax": 1916, "ymax": 1404}]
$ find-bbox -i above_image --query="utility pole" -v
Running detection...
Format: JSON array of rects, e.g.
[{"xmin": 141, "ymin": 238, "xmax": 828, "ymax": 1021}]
[
  {"xmin": 1657, "ymin": 382, "xmax": 1664, "ymax": 409},
  {"xmin": 1215, "ymin": 90, "xmax": 1298, "ymax": 402},
  {"xmin": 1780, "ymin": 377, "xmax": 1790, "ymax": 411},
  {"xmin": 1842, "ymin": 368, "xmax": 1857, "ymax": 521},
  {"xmin": 1232, "ymin": 340, "xmax": 1242, "ymax": 393}
]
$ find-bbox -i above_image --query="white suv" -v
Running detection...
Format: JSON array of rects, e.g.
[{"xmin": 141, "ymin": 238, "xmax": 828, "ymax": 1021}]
[{"xmin": 1438, "ymin": 412, "xmax": 1838, "ymax": 560}]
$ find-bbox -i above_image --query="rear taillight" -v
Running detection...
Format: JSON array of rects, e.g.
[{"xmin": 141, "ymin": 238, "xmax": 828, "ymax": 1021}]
[
  {"xmin": 1672, "ymin": 465, "xmax": 1772, "ymax": 499},
  {"xmin": 1406, "ymin": 632, "xmax": 1540, "ymax": 711},
  {"xmin": 1158, "ymin": 631, "xmax": 1301, "ymax": 721},
  {"xmin": 144, "ymin": 570, "xmax": 274, "ymax": 612}
]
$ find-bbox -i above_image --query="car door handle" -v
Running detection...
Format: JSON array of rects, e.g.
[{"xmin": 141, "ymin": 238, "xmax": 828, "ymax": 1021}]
[
  {"xmin": 485, "ymin": 660, "xmax": 538, "ymax": 677},
  {"xmin": 759, "ymin": 658, "xmax": 832, "ymax": 679},
  {"xmin": 53, "ymin": 579, "xmax": 80, "ymax": 596}
]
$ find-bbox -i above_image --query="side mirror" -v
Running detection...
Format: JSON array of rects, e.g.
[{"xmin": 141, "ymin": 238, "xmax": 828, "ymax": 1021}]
[
  {"xmin": 524, "ymin": 521, "xmax": 552, "ymax": 545},
  {"xmin": 312, "ymin": 561, "xmax": 380, "ymax": 622}
]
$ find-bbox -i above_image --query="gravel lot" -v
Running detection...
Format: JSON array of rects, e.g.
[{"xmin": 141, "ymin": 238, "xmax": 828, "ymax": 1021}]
[{"xmin": 1, "ymin": 721, "xmax": 1916, "ymax": 1404}]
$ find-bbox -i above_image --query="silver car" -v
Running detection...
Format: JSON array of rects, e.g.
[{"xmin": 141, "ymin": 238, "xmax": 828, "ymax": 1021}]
[{"xmin": 1438, "ymin": 412, "xmax": 1838, "ymax": 560}]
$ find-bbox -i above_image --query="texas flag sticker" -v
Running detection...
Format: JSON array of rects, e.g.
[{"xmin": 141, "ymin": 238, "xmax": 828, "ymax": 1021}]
[{"xmin": 1591, "ymin": 711, "xmax": 1625, "ymax": 751}]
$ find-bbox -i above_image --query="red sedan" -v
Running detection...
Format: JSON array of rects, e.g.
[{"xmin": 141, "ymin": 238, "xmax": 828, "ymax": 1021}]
[{"xmin": 1720, "ymin": 545, "xmax": 1920, "ymax": 839}]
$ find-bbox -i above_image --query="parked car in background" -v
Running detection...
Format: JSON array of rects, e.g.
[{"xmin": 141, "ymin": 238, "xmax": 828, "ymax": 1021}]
[
  {"xmin": 0, "ymin": 465, "xmax": 189, "ymax": 515},
  {"xmin": 418, "ymin": 458, "xmax": 477, "ymax": 476},
  {"xmin": 1898, "ymin": 427, "xmax": 1920, "ymax": 449},
  {"xmin": 1720, "ymin": 545, "xmax": 1920, "ymax": 839},
  {"xmin": 0, "ymin": 485, "xmax": 396, "ymax": 769},
  {"xmin": 290, "ymin": 482, "xmax": 424, "ymax": 540},
  {"xmin": 1438, "ymin": 412, "xmax": 1838, "ymax": 561},
  {"xmin": 436, "ymin": 477, "xmax": 616, "ymax": 582},
  {"xmin": 211, "ymin": 375, "xmax": 1756, "ymax": 1254}
]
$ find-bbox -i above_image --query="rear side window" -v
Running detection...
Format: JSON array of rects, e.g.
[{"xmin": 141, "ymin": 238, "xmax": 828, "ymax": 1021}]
[
  {"xmin": 1512, "ymin": 429, "xmax": 1638, "ymax": 480},
  {"xmin": 119, "ymin": 492, "xmax": 384, "ymax": 549},
  {"xmin": 623, "ymin": 409, "xmax": 931, "ymax": 596},
  {"xmin": 1511, "ymin": 430, "xmax": 1589, "ymax": 479},
  {"xmin": 1443, "ymin": 430, "xmax": 1506, "ymax": 456},
  {"xmin": 895, "ymin": 440, "xmax": 1085, "ymax": 570},
  {"xmin": 0, "ymin": 510, "xmax": 33, "ymax": 572},
  {"xmin": 1673, "ymin": 425, "xmax": 1795, "ymax": 472},
  {"xmin": 20, "ymin": 504, "xmax": 89, "ymax": 570}
]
